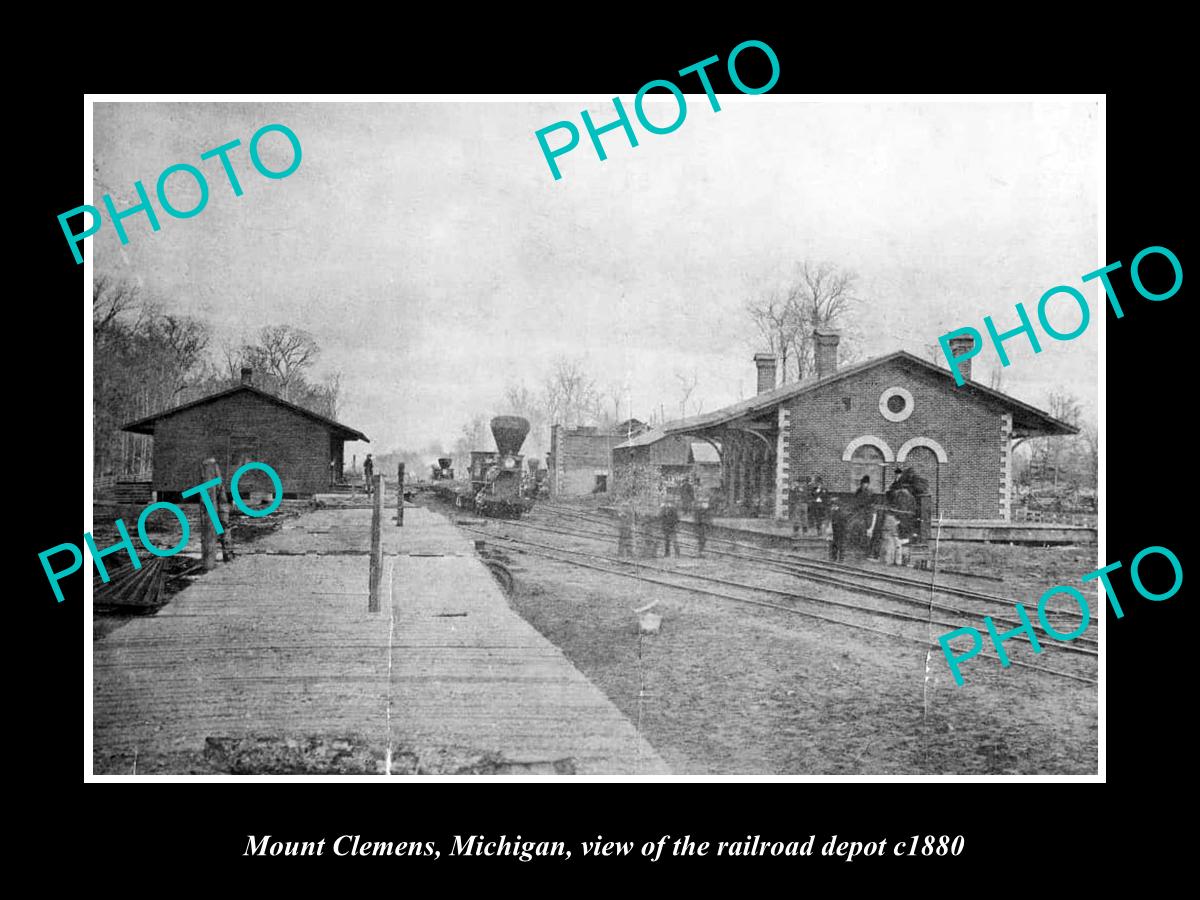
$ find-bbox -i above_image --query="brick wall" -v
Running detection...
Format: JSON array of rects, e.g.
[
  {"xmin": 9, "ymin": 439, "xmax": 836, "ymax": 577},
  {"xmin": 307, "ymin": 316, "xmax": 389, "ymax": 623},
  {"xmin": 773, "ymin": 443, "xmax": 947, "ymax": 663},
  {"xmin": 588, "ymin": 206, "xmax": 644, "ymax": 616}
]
[
  {"xmin": 783, "ymin": 358, "xmax": 1008, "ymax": 520},
  {"xmin": 549, "ymin": 426, "xmax": 628, "ymax": 497},
  {"xmin": 149, "ymin": 391, "xmax": 336, "ymax": 497}
]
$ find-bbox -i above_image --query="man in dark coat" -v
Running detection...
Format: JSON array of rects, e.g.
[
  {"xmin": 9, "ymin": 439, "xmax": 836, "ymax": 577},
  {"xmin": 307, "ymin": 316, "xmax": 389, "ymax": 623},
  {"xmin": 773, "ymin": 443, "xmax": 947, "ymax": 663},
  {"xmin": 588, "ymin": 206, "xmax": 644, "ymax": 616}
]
[
  {"xmin": 363, "ymin": 454, "xmax": 375, "ymax": 495},
  {"xmin": 808, "ymin": 476, "xmax": 828, "ymax": 535},
  {"xmin": 679, "ymin": 477, "xmax": 695, "ymax": 514},
  {"xmin": 852, "ymin": 475, "xmax": 882, "ymax": 558},
  {"xmin": 854, "ymin": 474, "xmax": 873, "ymax": 500},
  {"xmin": 660, "ymin": 501, "xmax": 681, "ymax": 558},
  {"xmin": 828, "ymin": 498, "xmax": 845, "ymax": 562},
  {"xmin": 616, "ymin": 504, "xmax": 634, "ymax": 557},
  {"xmin": 694, "ymin": 498, "xmax": 711, "ymax": 557}
]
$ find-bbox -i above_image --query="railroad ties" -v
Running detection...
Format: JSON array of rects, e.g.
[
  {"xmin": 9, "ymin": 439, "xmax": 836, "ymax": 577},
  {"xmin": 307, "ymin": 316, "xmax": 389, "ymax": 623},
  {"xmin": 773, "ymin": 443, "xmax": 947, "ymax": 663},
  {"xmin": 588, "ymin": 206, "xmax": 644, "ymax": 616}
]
[{"xmin": 466, "ymin": 502, "xmax": 1097, "ymax": 686}]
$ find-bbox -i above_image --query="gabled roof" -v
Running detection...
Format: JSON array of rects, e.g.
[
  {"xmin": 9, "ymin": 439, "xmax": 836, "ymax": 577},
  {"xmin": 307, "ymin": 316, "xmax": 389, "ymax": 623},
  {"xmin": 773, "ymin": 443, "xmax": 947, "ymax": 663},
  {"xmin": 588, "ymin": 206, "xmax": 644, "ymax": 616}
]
[
  {"xmin": 612, "ymin": 418, "xmax": 650, "ymax": 436},
  {"xmin": 662, "ymin": 351, "xmax": 1079, "ymax": 438},
  {"xmin": 614, "ymin": 427, "xmax": 668, "ymax": 450},
  {"xmin": 122, "ymin": 383, "xmax": 370, "ymax": 442}
]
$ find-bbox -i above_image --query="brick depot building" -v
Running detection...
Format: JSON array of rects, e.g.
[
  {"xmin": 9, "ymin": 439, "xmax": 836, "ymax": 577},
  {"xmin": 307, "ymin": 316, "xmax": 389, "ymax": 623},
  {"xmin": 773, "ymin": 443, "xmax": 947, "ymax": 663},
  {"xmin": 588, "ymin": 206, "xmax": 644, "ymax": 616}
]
[
  {"xmin": 123, "ymin": 369, "xmax": 369, "ymax": 499},
  {"xmin": 662, "ymin": 330, "xmax": 1077, "ymax": 521},
  {"xmin": 548, "ymin": 420, "xmax": 649, "ymax": 497}
]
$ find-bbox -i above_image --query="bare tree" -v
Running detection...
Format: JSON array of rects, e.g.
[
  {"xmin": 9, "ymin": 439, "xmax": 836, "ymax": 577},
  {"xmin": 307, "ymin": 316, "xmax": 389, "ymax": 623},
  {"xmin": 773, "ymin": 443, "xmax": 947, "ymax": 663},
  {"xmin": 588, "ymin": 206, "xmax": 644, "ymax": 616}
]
[
  {"xmin": 746, "ymin": 289, "xmax": 801, "ymax": 384},
  {"xmin": 602, "ymin": 380, "xmax": 630, "ymax": 428},
  {"xmin": 92, "ymin": 274, "xmax": 140, "ymax": 341},
  {"xmin": 542, "ymin": 356, "xmax": 601, "ymax": 427},
  {"xmin": 747, "ymin": 260, "xmax": 860, "ymax": 383},
  {"xmin": 790, "ymin": 261, "xmax": 859, "ymax": 379},
  {"xmin": 1031, "ymin": 391, "xmax": 1084, "ymax": 488},
  {"xmin": 245, "ymin": 325, "xmax": 320, "ymax": 401},
  {"xmin": 154, "ymin": 314, "xmax": 210, "ymax": 397},
  {"xmin": 675, "ymin": 369, "xmax": 698, "ymax": 419},
  {"xmin": 453, "ymin": 413, "xmax": 491, "ymax": 469},
  {"xmin": 320, "ymin": 370, "xmax": 343, "ymax": 419}
]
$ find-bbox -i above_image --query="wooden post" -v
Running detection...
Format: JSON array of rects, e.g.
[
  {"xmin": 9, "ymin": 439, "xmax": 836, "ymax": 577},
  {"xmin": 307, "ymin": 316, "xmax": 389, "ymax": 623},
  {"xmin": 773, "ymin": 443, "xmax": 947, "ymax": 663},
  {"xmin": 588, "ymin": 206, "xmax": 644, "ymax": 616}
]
[
  {"xmin": 368, "ymin": 473, "xmax": 384, "ymax": 612},
  {"xmin": 200, "ymin": 457, "xmax": 219, "ymax": 571},
  {"xmin": 396, "ymin": 463, "xmax": 405, "ymax": 526},
  {"xmin": 201, "ymin": 515, "xmax": 217, "ymax": 571}
]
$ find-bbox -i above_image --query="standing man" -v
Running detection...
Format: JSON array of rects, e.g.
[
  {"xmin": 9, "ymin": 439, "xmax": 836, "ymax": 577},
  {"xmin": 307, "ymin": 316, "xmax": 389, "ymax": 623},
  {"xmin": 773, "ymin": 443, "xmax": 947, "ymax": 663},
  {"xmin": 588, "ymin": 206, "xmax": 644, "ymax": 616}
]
[
  {"xmin": 789, "ymin": 476, "xmax": 809, "ymax": 535},
  {"xmin": 828, "ymin": 498, "xmax": 845, "ymax": 562},
  {"xmin": 856, "ymin": 475, "xmax": 884, "ymax": 559},
  {"xmin": 855, "ymin": 474, "xmax": 873, "ymax": 500},
  {"xmin": 363, "ymin": 453, "xmax": 375, "ymax": 496},
  {"xmin": 680, "ymin": 476, "xmax": 695, "ymax": 515},
  {"xmin": 617, "ymin": 504, "xmax": 634, "ymax": 557},
  {"xmin": 660, "ymin": 500, "xmax": 681, "ymax": 558},
  {"xmin": 878, "ymin": 507, "xmax": 902, "ymax": 565},
  {"xmin": 694, "ymin": 497, "xmax": 711, "ymax": 557},
  {"xmin": 808, "ymin": 475, "xmax": 828, "ymax": 535}
]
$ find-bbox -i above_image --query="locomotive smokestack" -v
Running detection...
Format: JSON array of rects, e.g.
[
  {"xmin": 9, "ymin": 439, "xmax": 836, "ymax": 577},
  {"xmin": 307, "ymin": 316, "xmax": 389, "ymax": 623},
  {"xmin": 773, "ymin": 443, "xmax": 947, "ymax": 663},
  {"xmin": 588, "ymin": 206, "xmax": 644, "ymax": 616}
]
[{"xmin": 490, "ymin": 416, "xmax": 530, "ymax": 456}]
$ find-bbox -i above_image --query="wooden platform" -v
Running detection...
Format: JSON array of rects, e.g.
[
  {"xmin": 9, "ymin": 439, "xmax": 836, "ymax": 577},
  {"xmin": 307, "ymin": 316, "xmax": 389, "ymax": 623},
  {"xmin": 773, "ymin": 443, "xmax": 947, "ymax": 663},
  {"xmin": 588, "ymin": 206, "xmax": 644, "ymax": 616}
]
[
  {"xmin": 935, "ymin": 519, "xmax": 1097, "ymax": 545},
  {"xmin": 92, "ymin": 506, "xmax": 668, "ymax": 776},
  {"xmin": 677, "ymin": 513, "xmax": 1094, "ymax": 548}
]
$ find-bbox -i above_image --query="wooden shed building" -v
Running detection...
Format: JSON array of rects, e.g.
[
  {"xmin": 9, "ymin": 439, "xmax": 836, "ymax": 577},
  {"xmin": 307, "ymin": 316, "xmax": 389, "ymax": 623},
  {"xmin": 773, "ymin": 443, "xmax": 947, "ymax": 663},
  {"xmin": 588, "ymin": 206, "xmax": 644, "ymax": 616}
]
[
  {"xmin": 612, "ymin": 429, "xmax": 723, "ymax": 493},
  {"xmin": 122, "ymin": 368, "xmax": 369, "ymax": 500}
]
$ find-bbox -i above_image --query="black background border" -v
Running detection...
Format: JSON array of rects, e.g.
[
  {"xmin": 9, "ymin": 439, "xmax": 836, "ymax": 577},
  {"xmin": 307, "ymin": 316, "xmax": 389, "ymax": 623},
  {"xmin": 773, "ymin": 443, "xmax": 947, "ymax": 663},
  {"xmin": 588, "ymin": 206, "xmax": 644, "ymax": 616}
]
[{"xmin": 17, "ymin": 26, "xmax": 1189, "ymax": 883}]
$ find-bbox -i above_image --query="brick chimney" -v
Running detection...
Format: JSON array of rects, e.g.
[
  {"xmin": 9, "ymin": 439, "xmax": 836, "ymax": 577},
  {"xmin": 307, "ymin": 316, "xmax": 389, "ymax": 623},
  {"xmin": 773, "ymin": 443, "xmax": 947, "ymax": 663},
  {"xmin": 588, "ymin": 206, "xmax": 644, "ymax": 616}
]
[
  {"xmin": 753, "ymin": 353, "xmax": 778, "ymax": 394},
  {"xmin": 813, "ymin": 328, "xmax": 840, "ymax": 378},
  {"xmin": 241, "ymin": 367, "xmax": 253, "ymax": 386},
  {"xmin": 947, "ymin": 334, "xmax": 975, "ymax": 382}
]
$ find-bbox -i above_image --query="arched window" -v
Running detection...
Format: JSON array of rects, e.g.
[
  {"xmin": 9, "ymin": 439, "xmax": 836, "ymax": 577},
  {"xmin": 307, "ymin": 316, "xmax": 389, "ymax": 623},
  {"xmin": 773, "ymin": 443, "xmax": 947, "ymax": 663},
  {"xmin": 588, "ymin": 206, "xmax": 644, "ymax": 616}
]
[
  {"xmin": 896, "ymin": 436, "xmax": 948, "ymax": 463},
  {"xmin": 896, "ymin": 437, "xmax": 947, "ymax": 519},
  {"xmin": 843, "ymin": 436, "xmax": 893, "ymax": 493}
]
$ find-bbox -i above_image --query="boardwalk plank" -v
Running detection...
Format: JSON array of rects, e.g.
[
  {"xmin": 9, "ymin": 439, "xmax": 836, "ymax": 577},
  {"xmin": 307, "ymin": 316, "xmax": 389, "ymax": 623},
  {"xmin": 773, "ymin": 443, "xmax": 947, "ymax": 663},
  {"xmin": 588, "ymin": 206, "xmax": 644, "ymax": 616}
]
[{"xmin": 93, "ymin": 506, "xmax": 667, "ymax": 775}]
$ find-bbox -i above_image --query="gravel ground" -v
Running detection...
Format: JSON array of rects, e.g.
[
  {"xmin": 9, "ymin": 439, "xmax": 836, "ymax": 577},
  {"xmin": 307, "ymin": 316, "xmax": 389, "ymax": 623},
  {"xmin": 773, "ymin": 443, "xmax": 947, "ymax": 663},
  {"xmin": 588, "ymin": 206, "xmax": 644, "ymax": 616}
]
[{"xmin": 476, "ymin": 503, "xmax": 1099, "ymax": 775}]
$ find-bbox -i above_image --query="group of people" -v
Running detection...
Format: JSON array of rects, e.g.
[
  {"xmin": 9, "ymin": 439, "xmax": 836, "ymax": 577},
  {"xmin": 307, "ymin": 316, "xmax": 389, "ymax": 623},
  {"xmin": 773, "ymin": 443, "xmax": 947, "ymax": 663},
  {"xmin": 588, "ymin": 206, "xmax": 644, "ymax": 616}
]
[
  {"xmin": 616, "ymin": 476, "xmax": 712, "ymax": 559},
  {"xmin": 792, "ymin": 468, "xmax": 924, "ymax": 566}
]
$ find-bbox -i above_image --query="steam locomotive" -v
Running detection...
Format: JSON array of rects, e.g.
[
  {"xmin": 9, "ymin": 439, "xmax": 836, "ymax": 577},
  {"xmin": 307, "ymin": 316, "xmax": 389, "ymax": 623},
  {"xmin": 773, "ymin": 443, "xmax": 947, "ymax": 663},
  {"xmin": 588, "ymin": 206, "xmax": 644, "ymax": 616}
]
[
  {"xmin": 455, "ymin": 416, "xmax": 536, "ymax": 518},
  {"xmin": 431, "ymin": 457, "xmax": 455, "ymax": 480}
]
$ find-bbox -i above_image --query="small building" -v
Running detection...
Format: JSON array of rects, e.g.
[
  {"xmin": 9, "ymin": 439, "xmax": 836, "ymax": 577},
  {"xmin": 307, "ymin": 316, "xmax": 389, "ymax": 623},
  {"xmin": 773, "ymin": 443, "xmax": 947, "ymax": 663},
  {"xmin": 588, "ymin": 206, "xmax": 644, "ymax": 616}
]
[
  {"xmin": 612, "ymin": 429, "xmax": 722, "ymax": 495},
  {"xmin": 660, "ymin": 330, "xmax": 1078, "ymax": 521},
  {"xmin": 547, "ymin": 420, "xmax": 649, "ymax": 497},
  {"xmin": 122, "ymin": 368, "xmax": 369, "ymax": 500}
]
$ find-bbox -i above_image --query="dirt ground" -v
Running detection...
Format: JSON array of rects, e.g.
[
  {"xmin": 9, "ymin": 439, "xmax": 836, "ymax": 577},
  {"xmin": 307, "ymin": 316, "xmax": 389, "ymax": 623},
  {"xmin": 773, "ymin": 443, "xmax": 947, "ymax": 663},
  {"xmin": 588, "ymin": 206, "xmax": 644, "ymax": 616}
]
[{"xmin": 478, "ymin": 503, "xmax": 1099, "ymax": 775}]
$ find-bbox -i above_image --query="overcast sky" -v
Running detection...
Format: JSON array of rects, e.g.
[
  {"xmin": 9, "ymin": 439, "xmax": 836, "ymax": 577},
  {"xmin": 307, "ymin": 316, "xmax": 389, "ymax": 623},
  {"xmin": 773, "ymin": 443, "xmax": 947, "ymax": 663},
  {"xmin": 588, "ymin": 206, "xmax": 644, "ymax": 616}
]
[{"xmin": 93, "ymin": 100, "xmax": 1100, "ymax": 458}]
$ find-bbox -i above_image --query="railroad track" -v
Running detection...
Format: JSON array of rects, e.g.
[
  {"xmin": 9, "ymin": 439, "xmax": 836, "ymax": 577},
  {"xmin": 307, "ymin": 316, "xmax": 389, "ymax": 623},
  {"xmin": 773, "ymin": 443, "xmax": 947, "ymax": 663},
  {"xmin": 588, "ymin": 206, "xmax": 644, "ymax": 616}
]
[
  {"xmin": 480, "ymin": 506, "xmax": 1097, "ymax": 651},
  {"xmin": 542, "ymin": 502, "xmax": 1092, "ymax": 618},
  {"xmin": 540, "ymin": 503, "xmax": 1029, "ymax": 606},
  {"xmin": 458, "ymin": 521, "xmax": 1097, "ymax": 686}
]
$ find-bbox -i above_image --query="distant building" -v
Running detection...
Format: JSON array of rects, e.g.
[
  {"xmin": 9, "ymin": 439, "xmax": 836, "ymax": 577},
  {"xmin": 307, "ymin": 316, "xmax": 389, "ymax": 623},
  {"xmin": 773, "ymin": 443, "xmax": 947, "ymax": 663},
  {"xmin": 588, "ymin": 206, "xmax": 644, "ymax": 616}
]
[
  {"xmin": 612, "ymin": 429, "xmax": 722, "ymax": 494},
  {"xmin": 547, "ymin": 419, "xmax": 649, "ymax": 497},
  {"xmin": 122, "ymin": 368, "xmax": 369, "ymax": 499},
  {"xmin": 659, "ymin": 331, "xmax": 1077, "ymax": 521}
]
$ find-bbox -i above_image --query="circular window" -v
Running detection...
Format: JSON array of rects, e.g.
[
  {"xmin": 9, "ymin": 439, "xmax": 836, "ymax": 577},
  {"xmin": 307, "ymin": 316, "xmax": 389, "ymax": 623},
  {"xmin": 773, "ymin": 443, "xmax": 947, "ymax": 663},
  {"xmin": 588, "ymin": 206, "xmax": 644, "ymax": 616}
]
[{"xmin": 879, "ymin": 387, "xmax": 914, "ymax": 422}]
